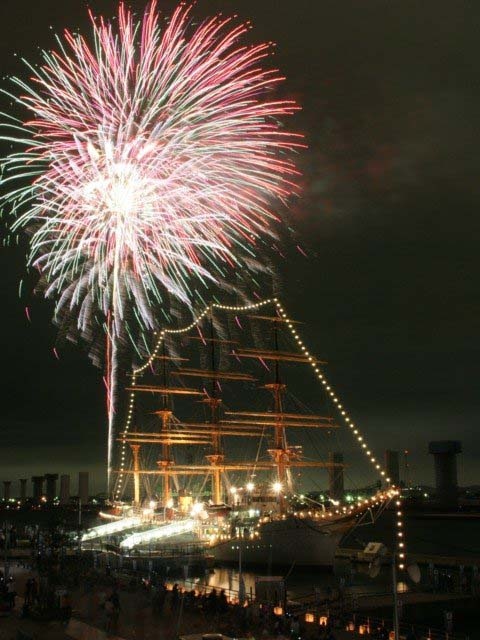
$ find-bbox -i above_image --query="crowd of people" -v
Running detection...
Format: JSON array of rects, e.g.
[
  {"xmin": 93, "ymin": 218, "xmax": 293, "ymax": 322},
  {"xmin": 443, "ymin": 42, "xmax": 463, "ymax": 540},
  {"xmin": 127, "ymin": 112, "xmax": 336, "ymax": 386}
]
[
  {"xmin": 0, "ymin": 523, "xmax": 474, "ymax": 639},
  {"xmin": 93, "ymin": 571, "xmax": 343, "ymax": 639},
  {"xmin": 0, "ymin": 525, "xmax": 18, "ymax": 550}
]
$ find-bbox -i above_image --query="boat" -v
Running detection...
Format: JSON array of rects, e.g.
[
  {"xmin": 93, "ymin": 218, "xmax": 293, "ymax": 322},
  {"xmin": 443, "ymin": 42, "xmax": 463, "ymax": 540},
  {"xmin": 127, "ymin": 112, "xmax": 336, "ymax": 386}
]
[{"xmin": 103, "ymin": 299, "xmax": 397, "ymax": 567}]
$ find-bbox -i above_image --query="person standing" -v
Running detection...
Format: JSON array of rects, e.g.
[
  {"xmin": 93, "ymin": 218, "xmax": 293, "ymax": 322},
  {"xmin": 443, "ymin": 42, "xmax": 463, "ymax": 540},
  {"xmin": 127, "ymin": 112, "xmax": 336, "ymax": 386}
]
[
  {"xmin": 6, "ymin": 578, "xmax": 16, "ymax": 610},
  {"xmin": 60, "ymin": 592, "xmax": 72, "ymax": 626},
  {"xmin": 24, "ymin": 578, "xmax": 32, "ymax": 605},
  {"xmin": 171, "ymin": 583, "xmax": 179, "ymax": 611}
]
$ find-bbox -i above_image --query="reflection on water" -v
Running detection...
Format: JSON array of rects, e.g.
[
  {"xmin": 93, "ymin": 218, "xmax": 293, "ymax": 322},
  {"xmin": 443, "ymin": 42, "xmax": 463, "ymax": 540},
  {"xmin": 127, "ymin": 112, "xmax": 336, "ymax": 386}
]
[
  {"xmin": 183, "ymin": 562, "xmax": 394, "ymax": 600},
  {"xmin": 181, "ymin": 514, "xmax": 480, "ymax": 599}
]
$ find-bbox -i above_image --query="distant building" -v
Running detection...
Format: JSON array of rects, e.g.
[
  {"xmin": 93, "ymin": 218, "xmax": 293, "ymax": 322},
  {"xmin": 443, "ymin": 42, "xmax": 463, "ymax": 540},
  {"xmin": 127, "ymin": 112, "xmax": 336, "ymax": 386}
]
[
  {"xmin": 384, "ymin": 450, "xmax": 400, "ymax": 486},
  {"xmin": 19, "ymin": 479, "xmax": 27, "ymax": 501},
  {"xmin": 3, "ymin": 481, "xmax": 11, "ymax": 501},
  {"xmin": 45, "ymin": 474, "xmax": 58, "ymax": 502},
  {"xmin": 31, "ymin": 476, "xmax": 44, "ymax": 502},
  {"xmin": 428, "ymin": 440, "xmax": 462, "ymax": 508},
  {"xmin": 60, "ymin": 474, "xmax": 70, "ymax": 505}
]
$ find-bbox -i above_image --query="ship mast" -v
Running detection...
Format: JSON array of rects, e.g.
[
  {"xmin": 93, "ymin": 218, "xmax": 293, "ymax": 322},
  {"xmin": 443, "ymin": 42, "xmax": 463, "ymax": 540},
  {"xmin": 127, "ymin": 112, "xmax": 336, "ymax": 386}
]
[
  {"xmin": 173, "ymin": 313, "xmax": 256, "ymax": 505},
  {"xmin": 122, "ymin": 347, "xmax": 206, "ymax": 507},
  {"xmin": 117, "ymin": 311, "xmax": 346, "ymax": 511},
  {"xmin": 267, "ymin": 317, "xmax": 289, "ymax": 493},
  {"xmin": 156, "ymin": 340, "xmax": 174, "ymax": 508},
  {"xmin": 227, "ymin": 313, "xmax": 334, "ymax": 512},
  {"xmin": 205, "ymin": 313, "xmax": 224, "ymax": 505},
  {"xmin": 130, "ymin": 443, "xmax": 141, "ymax": 506}
]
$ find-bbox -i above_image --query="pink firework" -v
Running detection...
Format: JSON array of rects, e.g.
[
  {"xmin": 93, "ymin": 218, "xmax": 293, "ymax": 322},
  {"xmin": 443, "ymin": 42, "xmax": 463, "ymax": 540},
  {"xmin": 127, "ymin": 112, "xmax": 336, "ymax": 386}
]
[{"xmin": 2, "ymin": 1, "xmax": 302, "ymax": 337}]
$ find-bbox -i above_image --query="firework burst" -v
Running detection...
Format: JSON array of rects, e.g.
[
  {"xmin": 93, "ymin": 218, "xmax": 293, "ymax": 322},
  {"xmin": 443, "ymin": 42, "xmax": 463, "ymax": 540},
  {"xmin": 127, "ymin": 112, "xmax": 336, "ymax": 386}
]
[
  {"xmin": 1, "ymin": 1, "xmax": 302, "ymax": 490},
  {"xmin": 1, "ymin": 1, "xmax": 302, "ymax": 337}
]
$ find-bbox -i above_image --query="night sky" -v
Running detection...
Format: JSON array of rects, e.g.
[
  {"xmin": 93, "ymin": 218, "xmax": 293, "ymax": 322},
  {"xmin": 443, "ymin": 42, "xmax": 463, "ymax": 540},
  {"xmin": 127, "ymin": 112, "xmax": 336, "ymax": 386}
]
[{"xmin": 0, "ymin": 0, "xmax": 479, "ymax": 492}]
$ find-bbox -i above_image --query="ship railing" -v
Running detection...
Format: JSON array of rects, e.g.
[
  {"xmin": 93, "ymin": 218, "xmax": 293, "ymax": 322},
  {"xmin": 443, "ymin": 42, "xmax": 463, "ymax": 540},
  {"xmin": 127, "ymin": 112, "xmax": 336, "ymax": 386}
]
[{"xmin": 338, "ymin": 612, "xmax": 468, "ymax": 640}]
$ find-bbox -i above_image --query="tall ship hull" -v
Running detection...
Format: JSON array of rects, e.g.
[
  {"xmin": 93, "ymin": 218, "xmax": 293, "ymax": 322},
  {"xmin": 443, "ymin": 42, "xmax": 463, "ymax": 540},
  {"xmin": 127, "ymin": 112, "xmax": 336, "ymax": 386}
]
[{"xmin": 210, "ymin": 515, "xmax": 350, "ymax": 567}]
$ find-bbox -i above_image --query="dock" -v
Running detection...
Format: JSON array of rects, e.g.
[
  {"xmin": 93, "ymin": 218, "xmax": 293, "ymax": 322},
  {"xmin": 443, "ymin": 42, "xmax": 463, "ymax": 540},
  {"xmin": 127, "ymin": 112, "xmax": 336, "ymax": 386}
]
[{"xmin": 337, "ymin": 547, "xmax": 479, "ymax": 568}]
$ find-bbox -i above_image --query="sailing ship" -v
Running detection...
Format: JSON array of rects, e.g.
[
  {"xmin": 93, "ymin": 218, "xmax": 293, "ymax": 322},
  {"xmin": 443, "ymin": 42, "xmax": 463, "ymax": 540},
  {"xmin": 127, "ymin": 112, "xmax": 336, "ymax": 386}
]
[{"xmin": 108, "ymin": 301, "xmax": 396, "ymax": 567}]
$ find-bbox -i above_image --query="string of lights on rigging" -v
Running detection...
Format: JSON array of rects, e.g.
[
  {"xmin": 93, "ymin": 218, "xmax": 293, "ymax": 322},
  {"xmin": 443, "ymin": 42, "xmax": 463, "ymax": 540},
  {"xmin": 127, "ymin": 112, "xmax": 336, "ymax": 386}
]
[{"xmin": 114, "ymin": 297, "xmax": 406, "ymax": 575}]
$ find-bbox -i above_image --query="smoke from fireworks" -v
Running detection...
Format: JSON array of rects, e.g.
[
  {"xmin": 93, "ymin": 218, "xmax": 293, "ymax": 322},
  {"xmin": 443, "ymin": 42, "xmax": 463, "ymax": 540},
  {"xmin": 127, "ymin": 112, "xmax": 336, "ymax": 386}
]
[
  {"xmin": 1, "ymin": 1, "xmax": 301, "ymax": 338},
  {"xmin": 0, "ymin": 1, "xmax": 302, "ymax": 490}
]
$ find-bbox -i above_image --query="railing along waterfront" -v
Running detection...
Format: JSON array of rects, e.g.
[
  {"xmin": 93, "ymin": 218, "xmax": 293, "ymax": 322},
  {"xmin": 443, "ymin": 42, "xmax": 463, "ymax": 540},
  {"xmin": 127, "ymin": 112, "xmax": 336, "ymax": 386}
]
[{"xmin": 340, "ymin": 612, "xmax": 469, "ymax": 640}]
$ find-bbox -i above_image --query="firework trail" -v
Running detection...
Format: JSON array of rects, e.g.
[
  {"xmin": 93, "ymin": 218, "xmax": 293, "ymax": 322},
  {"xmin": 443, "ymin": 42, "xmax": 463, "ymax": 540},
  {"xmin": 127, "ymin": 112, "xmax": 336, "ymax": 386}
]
[{"xmin": 0, "ymin": 1, "xmax": 302, "ymax": 492}]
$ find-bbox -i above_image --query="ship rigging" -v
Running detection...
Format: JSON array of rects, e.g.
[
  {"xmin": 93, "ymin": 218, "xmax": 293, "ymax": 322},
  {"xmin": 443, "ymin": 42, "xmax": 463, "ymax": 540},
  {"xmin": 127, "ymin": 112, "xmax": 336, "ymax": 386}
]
[{"xmin": 86, "ymin": 298, "xmax": 400, "ymax": 567}]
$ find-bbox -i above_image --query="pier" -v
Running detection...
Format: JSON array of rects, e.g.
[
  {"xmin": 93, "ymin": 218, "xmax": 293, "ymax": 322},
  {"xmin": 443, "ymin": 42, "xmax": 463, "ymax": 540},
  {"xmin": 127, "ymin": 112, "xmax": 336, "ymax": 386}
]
[{"xmin": 337, "ymin": 547, "xmax": 480, "ymax": 570}]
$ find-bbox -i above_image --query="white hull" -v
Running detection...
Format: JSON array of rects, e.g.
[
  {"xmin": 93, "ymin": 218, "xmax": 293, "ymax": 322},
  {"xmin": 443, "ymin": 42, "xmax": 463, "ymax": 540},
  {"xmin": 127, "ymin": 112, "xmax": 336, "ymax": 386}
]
[{"xmin": 210, "ymin": 515, "xmax": 353, "ymax": 567}]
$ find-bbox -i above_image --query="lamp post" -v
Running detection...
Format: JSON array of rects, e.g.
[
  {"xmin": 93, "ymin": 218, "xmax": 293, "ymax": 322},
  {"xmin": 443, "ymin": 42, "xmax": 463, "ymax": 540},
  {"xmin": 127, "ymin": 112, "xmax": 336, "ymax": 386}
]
[
  {"xmin": 77, "ymin": 498, "xmax": 82, "ymax": 554},
  {"xmin": 3, "ymin": 522, "xmax": 10, "ymax": 582},
  {"xmin": 392, "ymin": 553, "xmax": 400, "ymax": 639}
]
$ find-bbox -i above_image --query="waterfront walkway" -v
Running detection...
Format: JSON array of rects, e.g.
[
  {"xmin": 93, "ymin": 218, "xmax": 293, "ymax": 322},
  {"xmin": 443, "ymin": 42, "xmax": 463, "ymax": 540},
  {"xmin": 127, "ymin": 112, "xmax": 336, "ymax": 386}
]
[{"xmin": 1, "ymin": 560, "xmax": 474, "ymax": 640}]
